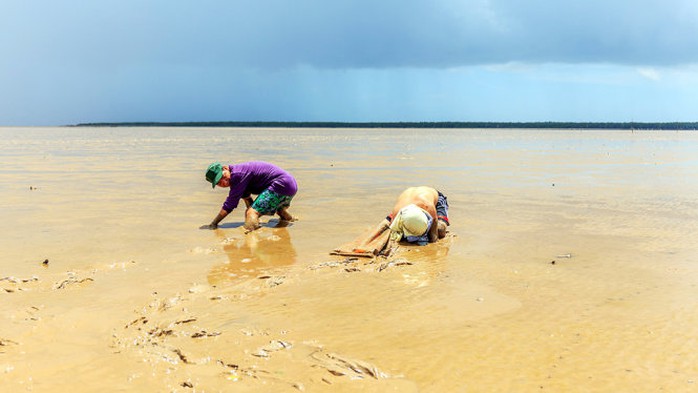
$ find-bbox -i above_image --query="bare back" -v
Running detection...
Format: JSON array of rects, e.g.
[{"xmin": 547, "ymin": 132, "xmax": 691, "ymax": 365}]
[{"xmin": 391, "ymin": 186, "xmax": 439, "ymax": 220}]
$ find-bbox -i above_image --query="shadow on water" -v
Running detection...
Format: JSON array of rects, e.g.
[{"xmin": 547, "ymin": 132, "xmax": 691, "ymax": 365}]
[
  {"xmin": 216, "ymin": 222, "xmax": 244, "ymax": 229},
  {"xmin": 216, "ymin": 218, "xmax": 294, "ymax": 229},
  {"xmin": 207, "ymin": 226, "xmax": 297, "ymax": 285}
]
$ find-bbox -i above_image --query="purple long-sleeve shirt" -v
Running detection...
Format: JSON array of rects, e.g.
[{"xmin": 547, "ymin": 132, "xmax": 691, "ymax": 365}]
[{"xmin": 222, "ymin": 161, "xmax": 298, "ymax": 212}]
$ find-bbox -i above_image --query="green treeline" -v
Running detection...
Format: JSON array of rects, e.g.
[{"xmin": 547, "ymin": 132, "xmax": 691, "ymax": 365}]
[{"xmin": 72, "ymin": 121, "xmax": 698, "ymax": 130}]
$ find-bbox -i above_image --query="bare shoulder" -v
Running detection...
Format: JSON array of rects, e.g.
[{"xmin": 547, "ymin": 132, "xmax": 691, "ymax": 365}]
[
  {"xmin": 414, "ymin": 186, "xmax": 439, "ymax": 202},
  {"xmin": 400, "ymin": 186, "xmax": 436, "ymax": 197},
  {"xmin": 393, "ymin": 186, "xmax": 439, "ymax": 214}
]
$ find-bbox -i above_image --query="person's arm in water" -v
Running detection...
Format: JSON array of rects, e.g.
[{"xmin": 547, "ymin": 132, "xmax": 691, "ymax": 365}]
[
  {"xmin": 200, "ymin": 208, "xmax": 230, "ymax": 230},
  {"xmin": 425, "ymin": 204, "xmax": 439, "ymax": 243},
  {"xmin": 428, "ymin": 217, "xmax": 439, "ymax": 242},
  {"xmin": 201, "ymin": 174, "xmax": 249, "ymax": 230}
]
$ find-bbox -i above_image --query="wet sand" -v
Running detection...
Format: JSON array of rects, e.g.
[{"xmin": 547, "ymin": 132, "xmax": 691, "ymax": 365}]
[{"xmin": 2, "ymin": 127, "xmax": 698, "ymax": 392}]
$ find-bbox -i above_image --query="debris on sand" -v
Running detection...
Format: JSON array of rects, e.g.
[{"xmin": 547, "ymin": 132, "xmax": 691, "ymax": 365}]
[
  {"xmin": 147, "ymin": 295, "xmax": 183, "ymax": 312},
  {"xmin": 252, "ymin": 340, "xmax": 293, "ymax": 357},
  {"xmin": 310, "ymin": 350, "xmax": 390, "ymax": 380},
  {"xmin": 257, "ymin": 275, "xmax": 286, "ymax": 287},
  {"xmin": 191, "ymin": 330, "xmax": 221, "ymax": 338},
  {"xmin": 53, "ymin": 275, "xmax": 94, "ymax": 290},
  {"xmin": 551, "ymin": 253, "xmax": 572, "ymax": 265},
  {"xmin": 0, "ymin": 338, "xmax": 19, "ymax": 347},
  {"xmin": 1, "ymin": 276, "xmax": 40, "ymax": 293},
  {"xmin": 1, "ymin": 276, "xmax": 39, "ymax": 284},
  {"xmin": 173, "ymin": 348, "xmax": 193, "ymax": 364},
  {"xmin": 174, "ymin": 317, "xmax": 197, "ymax": 325},
  {"xmin": 148, "ymin": 326, "xmax": 174, "ymax": 338},
  {"xmin": 311, "ymin": 255, "xmax": 416, "ymax": 273},
  {"xmin": 125, "ymin": 316, "xmax": 148, "ymax": 328},
  {"xmin": 309, "ymin": 257, "xmax": 359, "ymax": 270},
  {"xmin": 377, "ymin": 258, "xmax": 413, "ymax": 272}
]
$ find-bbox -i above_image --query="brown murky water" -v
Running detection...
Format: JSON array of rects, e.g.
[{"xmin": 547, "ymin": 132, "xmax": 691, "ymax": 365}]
[{"xmin": 2, "ymin": 127, "xmax": 698, "ymax": 392}]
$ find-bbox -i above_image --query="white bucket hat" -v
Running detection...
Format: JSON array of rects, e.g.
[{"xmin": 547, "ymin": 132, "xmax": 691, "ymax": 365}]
[{"xmin": 389, "ymin": 204, "xmax": 429, "ymax": 241}]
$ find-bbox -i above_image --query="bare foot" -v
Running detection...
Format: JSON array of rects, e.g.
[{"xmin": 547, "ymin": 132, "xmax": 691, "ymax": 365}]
[{"xmin": 277, "ymin": 208, "xmax": 296, "ymax": 222}]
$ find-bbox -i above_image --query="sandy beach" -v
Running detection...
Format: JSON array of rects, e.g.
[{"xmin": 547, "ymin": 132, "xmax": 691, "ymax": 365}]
[{"xmin": 2, "ymin": 127, "xmax": 698, "ymax": 392}]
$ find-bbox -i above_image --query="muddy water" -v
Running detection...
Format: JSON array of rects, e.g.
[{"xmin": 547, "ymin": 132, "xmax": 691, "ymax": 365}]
[{"xmin": 2, "ymin": 127, "xmax": 698, "ymax": 392}]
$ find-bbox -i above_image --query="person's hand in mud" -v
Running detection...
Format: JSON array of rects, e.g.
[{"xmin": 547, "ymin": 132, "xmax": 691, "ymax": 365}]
[
  {"xmin": 201, "ymin": 209, "xmax": 228, "ymax": 230},
  {"xmin": 243, "ymin": 223, "xmax": 260, "ymax": 233},
  {"xmin": 437, "ymin": 220, "xmax": 448, "ymax": 239}
]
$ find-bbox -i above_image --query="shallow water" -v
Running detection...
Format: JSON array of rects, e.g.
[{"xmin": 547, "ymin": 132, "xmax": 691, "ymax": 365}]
[{"xmin": 2, "ymin": 127, "xmax": 698, "ymax": 392}]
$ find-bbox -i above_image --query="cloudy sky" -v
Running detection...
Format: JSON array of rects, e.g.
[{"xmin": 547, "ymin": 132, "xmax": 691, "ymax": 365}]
[{"xmin": 1, "ymin": 0, "xmax": 697, "ymax": 125}]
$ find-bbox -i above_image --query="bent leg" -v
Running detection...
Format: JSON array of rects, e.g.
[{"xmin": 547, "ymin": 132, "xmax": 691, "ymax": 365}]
[
  {"xmin": 250, "ymin": 189, "xmax": 295, "ymax": 227},
  {"xmin": 277, "ymin": 206, "xmax": 294, "ymax": 221}
]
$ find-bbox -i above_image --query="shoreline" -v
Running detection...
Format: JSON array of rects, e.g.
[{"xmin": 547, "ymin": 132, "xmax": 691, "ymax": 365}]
[{"xmin": 68, "ymin": 121, "xmax": 698, "ymax": 130}]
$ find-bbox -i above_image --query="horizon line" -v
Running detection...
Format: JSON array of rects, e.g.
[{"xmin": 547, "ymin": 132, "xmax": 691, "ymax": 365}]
[{"xmin": 70, "ymin": 121, "xmax": 698, "ymax": 130}]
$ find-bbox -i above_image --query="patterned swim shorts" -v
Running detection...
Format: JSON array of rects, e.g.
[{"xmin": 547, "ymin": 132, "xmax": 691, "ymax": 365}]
[{"xmin": 251, "ymin": 189, "xmax": 294, "ymax": 216}]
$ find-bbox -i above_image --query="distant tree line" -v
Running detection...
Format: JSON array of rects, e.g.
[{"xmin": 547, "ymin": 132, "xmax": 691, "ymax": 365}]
[{"xmin": 72, "ymin": 121, "xmax": 698, "ymax": 130}]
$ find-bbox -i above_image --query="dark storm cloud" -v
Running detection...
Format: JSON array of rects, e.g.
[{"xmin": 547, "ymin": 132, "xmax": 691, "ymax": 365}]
[
  {"xmin": 230, "ymin": 0, "xmax": 698, "ymax": 67},
  {"xmin": 238, "ymin": 0, "xmax": 698, "ymax": 67},
  {"xmin": 3, "ymin": 0, "xmax": 697, "ymax": 72}
]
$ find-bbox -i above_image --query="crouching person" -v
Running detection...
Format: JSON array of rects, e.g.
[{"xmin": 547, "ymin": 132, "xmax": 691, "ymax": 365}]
[{"xmin": 201, "ymin": 161, "xmax": 298, "ymax": 232}]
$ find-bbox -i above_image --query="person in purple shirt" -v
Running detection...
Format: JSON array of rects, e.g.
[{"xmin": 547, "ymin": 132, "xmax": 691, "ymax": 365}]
[{"xmin": 200, "ymin": 161, "xmax": 298, "ymax": 231}]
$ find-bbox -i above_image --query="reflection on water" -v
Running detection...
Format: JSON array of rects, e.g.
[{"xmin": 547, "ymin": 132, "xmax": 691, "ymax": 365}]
[{"xmin": 207, "ymin": 225, "xmax": 297, "ymax": 285}]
